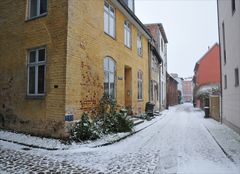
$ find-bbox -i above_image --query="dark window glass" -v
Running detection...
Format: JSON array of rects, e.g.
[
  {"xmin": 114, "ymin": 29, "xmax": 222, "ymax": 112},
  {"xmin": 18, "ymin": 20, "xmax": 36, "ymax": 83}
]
[
  {"xmin": 40, "ymin": 0, "xmax": 47, "ymax": 14},
  {"xmin": 38, "ymin": 49, "xmax": 45, "ymax": 61},
  {"xmin": 30, "ymin": 0, "xmax": 38, "ymax": 18},
  {"xmin": 38, "ymin": 65, "xmax": 45, "ymax": 94},
  {"xmin": 29, "ymin": 50, "xmax": 36, "ymax": 63},
  {"xmin": 232, "ymin": 0, "xmax": 236, "ymax": 13},
  {"xmin": 29, "ymin": 66, "xmax": 35, "ymax": 94},
  {"xmin": 235, "ymin": 68, "xmax": 239, "ymax": 86},
  {"xmin": 224, "ymin": 75, "xmax": 227, "ymax": 89}
]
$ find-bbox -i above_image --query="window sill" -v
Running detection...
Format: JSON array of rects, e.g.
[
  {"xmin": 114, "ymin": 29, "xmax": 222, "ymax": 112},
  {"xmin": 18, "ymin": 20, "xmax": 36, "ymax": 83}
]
[
  {"xmin": 138, "ymin": 99, "xmax": 144, "ymax": 102},
  {"xmin": 104, "ymin": 32, "xmax": 116, "ymax": 40},
  {"xmin": 26, "ymin": 95, "xmax": 45, "ymax": 100},
  {"xmin": 124, "ymin": 45, "xmax": 132, "ymax": 50},
  {"xmin": 25, "ymin": 13, "xmax": 48, "ymax": 22}
]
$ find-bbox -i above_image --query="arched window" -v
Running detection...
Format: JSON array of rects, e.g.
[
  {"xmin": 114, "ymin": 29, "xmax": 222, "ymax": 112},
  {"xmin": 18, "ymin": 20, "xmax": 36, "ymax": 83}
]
[
  {"xmin": 104, "ymin": 57, "xmax": 116, "ymax": 99},
  {"xmin": 138, "ymin": 70, "xmax": 143, "ymax": 100}
]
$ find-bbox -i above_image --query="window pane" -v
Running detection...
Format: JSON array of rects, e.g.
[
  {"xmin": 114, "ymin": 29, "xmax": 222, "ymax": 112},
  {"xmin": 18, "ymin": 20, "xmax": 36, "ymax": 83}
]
[
  {"xmin": 110, "ymin": 82, "xmax": 115, "ymax": 98},
  {"xmin": 38, "ymin": 65, "xmax": 45, "ymax": 94},
  {"xmin": 38, "ymin": 48, "xmax": 45, "ymax": 61},
  {"xmin": 29, "ymin": 66, "xmax": 35, "ymax": 94},
  {"xmin": 109, "ymin": 16, "xmax": 115, "ymax": 37},
  {"xmin": 104, "ymin": 1, "xmax": 109, "ymax": 11},
  {"xmin": 110, "ymin": 7, "xmax": 115, "ymax": 16},
  {"xmin": 29, "ymin": 50, "xmax": 36, "ymax": 63},
  {"xmin": 30, "ymin": 0, "xmax": 38, "ymax": 18},
  {"xmin": 104, "ymin": 83, "xmax": 109, "ymax": 95},
  {"xmin": 104, "ymin": 11, "xmax": 108, "ymax": 33},
  {"xmin": 104, "ymin": 58, "xmax": 108, "ymax": 71},
  {"xmin": 109, "ymin": 73, "xmax": 114, "ymax": 83},
  {"xmin": 40, "ymin": 0, "xmax": 47, "ymax": 14},
  {"xmin": 104, "ymin": 71, "xmax": 109, "ymax": 83},
  {"xmin": 109, "ymin": 60, "xmax": 115, "ymax": 72}
]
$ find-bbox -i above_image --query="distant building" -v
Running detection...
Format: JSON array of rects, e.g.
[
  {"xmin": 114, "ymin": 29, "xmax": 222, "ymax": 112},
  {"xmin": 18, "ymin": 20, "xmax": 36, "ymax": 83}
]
[
  {"xmin": 167, "ymin": 73, "xmax": 178, "ymax": 106},
  {"xmin": 182, "ymin": 77, "xmax": 193, "ymax": 102},
  {"xmin": 218, "ymin": 0, "xmax": 240, "ymax": 134},
  {"xmin": 171, "ymin": 73, "xmax": 183, "ymax": 104},
  {"xmin": 193, "ymin": 43, "xmax": 221, "ymax": 108},
  {"xmin": 145, "ymin": 23, "xmax": 168, "ymax": 110}
]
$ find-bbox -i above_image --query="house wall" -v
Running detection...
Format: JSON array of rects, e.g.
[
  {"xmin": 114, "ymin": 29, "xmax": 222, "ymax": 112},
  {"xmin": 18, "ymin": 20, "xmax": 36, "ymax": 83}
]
[
  {"xmin": 65, "ymin": 0, "xmax": 149, "ymax": 118},
  {"xmin": 0, "ymin": 0, "xmax": 68, "ymax": 137},
  {"xmin": 182, "ymin": 80, "xmax": 193, "ymax": 102},
  {"xmin": 218, "ymin": 0, "xmax": 240, "ymax": 134},
  {"xmin": 167, "ymin": 75, "xmax": 178, "ymax": 106},
  {"xmin": 146, "ymin": 24, "xmax": 167, "ymax": 110},
  {"xmin": 196, "ymin": 44, "xmax": 220, "ymax": 86}
]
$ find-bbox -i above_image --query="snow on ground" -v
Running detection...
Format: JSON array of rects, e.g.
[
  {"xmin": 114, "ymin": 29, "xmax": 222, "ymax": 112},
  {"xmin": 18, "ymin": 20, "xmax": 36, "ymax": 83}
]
[{"xmin": 1, "ymin": 103, "xmax": 240, "ymax": 174}]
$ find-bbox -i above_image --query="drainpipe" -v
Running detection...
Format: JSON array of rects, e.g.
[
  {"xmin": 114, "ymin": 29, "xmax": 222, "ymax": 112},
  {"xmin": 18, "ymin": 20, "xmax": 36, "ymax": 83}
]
[{"xmin": 217, "ymin": 0, "xmax": 223, "ymax": 124}]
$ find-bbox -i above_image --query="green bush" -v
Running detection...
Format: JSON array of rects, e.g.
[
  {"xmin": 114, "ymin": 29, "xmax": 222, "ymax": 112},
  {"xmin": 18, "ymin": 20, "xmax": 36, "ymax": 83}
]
[
  {"xmin": 70, "ymin": 113, "xmax": 100, "ymax": 142},
  {"xmin": 70, "ymin": 95, "xmax": 134, "ymax": 142}
]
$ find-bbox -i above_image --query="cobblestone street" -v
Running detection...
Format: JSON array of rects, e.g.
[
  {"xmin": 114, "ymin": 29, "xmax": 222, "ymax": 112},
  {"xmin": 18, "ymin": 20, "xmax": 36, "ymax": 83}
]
[{"xmin": 1, "ymin": 104, "xmax": 240, "ymax": 173}]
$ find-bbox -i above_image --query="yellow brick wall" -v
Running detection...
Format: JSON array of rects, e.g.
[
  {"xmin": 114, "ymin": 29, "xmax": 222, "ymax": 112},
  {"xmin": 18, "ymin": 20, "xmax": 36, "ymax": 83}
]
[
  {"xmin": 66, "ymin": 0, "xmax": 149, "ymax": 119},
  {"xmin": 0, "ymin": 0, "xmax": 68, "ymax": 138}
]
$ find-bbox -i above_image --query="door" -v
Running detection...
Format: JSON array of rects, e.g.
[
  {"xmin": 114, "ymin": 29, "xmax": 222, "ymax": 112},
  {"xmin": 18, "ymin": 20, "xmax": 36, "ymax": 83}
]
[{"xmin": 124, "ymin": 66, "xmax": 132, "ymax": 112}]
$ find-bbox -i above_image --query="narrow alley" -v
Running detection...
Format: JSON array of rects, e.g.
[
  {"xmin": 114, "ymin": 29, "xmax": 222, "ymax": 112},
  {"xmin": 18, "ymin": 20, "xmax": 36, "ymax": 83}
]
[{"xmin": 1, "ymin": 104, "xmax": 240, "ymax": 174}]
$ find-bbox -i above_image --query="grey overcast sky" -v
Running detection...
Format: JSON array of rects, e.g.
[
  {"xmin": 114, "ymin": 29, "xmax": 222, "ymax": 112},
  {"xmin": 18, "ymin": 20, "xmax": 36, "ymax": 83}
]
[{"xmin": 135, "ymin": 0, "xmax": 219, "ymax": 78}]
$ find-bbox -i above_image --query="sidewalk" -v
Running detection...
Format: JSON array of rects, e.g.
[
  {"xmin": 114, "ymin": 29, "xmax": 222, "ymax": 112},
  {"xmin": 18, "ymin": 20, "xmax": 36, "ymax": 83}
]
[{"xmin": 0, "ymin": 110, "xmax": 168, "ymax": 150}]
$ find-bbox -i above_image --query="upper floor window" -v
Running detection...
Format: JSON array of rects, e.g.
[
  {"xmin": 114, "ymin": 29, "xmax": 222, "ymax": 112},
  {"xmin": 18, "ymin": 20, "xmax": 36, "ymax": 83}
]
[
  {"xmin": 224, "ymin": 74, "xmax": 227, "ymax": 89},
  {"xmin": 104, "ymin": 57, "xmax": 116, "ymax": 99},
  {"xmin": 104, "ymin": 1, "xmax": 115, "ymax": 38},
  {"xmin": 124, "ymin": 20, "xmax": 131, "ymax": 48},
  {"xmin": 29, "ymin": 0, "xmax": 47, "ymax": 19},
  {"xmin": 27, "ymin": 47, "xmax": 46, "ymax": 96},
  {"xmin": 137, "ymin": 70, "xmax": 143, "ymax": 100},
  {"xmin": 235, "ymin": 68, "xmax": 239, "ymax": 87},
  {"xmin": 232, "ymin": 0, "xmax": 236, "ymax": 14},
  {"xmin": 222, "ymin": 22, "xmax": 227, "ymax": 64},
  {"xmin": 137, "ymin": 31, "xmax": 142, "ymax": 56},
  {"xmin": 161, "ymin": 39, "xmax": 164, "ymax": 52},
  {"xmin": 123, "ymin": 0, "xmax": 134, "ymax": 12}
]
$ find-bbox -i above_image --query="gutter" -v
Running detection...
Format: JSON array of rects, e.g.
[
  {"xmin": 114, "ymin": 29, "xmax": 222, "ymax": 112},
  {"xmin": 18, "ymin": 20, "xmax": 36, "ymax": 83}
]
[{"xmin": 217, "ymin": 0, "xmax": 223, "ymax": 124}]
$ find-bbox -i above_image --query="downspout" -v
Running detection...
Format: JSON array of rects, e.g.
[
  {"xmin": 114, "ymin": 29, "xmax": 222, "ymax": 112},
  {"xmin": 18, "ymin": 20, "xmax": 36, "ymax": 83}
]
[
  {"xmin": 148, "ymin": 41, "xmax": 152, "ymax": 103},
  {"xmin": 217, "ymin": 0, "xmax": 223, "ymax": 124}
]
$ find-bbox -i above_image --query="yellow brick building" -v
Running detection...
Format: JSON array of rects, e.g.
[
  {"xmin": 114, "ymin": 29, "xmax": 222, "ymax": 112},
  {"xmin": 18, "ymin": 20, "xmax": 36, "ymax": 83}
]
[{"xmin": 0, "ymin": 0, "xmax": 151, "ymax": 138}]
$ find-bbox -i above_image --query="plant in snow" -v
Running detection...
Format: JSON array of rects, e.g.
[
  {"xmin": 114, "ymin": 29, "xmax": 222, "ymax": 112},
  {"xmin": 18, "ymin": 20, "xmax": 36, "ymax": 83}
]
[{"xmin": 70, "ymin": 113, "xmax": 101, "ymax": 142}]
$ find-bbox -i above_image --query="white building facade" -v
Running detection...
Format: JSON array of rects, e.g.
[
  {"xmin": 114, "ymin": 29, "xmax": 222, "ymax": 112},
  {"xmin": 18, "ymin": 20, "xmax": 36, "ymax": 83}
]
[{"xmin": 218, "ymin": 0, "xmax": 240, "ymax": 134}]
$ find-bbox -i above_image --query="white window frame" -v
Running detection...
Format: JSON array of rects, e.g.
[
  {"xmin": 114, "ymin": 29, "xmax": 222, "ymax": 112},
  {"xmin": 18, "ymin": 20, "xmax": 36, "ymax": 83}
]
[
  {"xmin": 104, "ymin": 1, "xmax": 116, "ymax": 38},
  {"xmin": 138, "ymin": 70, "xmax": 143, "ymax": 100},
  {"xmin": 27, "ymin": 47, "xmax": 46, "ymax": 96},
  {"xmin": 28, "ymin": 0, "xmax": 48, "ymax": 19},
  {"xmin": 137, "ymin": 31, "xmax": 143, "ymax": 56},
  {"xmin": 124, "ymin": 20, "xmax": 131, "ymax": 48},
  {"xmin": 104, "ymin": 57, "xmax": 116, "ymax": 99}
]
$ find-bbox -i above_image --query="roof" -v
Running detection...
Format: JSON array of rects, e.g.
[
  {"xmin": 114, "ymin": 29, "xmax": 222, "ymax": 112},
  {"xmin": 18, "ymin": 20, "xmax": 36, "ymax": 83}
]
[{"xmin": 145, "ymin": 23, "xmax": 168, "ymax": 43}]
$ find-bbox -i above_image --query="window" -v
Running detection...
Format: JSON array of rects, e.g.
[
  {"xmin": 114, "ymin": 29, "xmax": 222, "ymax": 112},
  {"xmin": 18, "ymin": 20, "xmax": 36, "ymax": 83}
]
[
  {"xmin": 232, "ymin": 0, "xmax": 236, "ymax": 14},
  {"xmin": 124, "ymin": 20, "xmax": 131, "ymax": 48},
  {"xmin": 27, "ymin": 47, "xmax": 46, "ymax": 96},
  {"xmin": 235, "ymin": 68, "xmax": 239, "ymax": 87},
  {"xmin": 222, "ymin": 22, "xmax": 226, "ymax": 64},
  {"xmin": 29, "ymin": 0, "xmax": 47, "ymax": 19},
  {"xmin": 224, "ymin": 75, "xmax": 227, "ymax": 89},
  {"xmin": 104, "ymin": 1, "xmax": 115, "ymax": 38},
  {"xmin": 137, "ymin": 71, "xmax": 143, "ymax": 100},
  {"xmin": 104, "ymin": 57, "xmax": 116, "ymax": 99},
  {"xmin": 123, "ymin": 0, "xmax": 134, "ymax": 12},
  {"xmin": 137, "ymin": 31, "xmax": 142, "ymax": 56}
]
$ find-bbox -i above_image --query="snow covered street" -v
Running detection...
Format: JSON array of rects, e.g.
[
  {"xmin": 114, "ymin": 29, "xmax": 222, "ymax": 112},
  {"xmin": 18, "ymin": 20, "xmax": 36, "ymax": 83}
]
[{"xmin": 1, "ymin": 103, "xmax": 240, "ymax": 174}]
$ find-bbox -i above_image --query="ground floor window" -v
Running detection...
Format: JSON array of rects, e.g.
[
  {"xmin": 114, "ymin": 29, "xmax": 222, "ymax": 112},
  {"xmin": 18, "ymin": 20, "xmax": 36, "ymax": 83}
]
[
  {"xmin": 104, "ymin": 57, "xmax": 116, "ymax": 99},
  {"xmin": 27, "ymin": 47, "xmax": 46, "ymax": 96},
  {"xmin": 138, "ymin": 70, "xmax": 143, "ymax": 100}
]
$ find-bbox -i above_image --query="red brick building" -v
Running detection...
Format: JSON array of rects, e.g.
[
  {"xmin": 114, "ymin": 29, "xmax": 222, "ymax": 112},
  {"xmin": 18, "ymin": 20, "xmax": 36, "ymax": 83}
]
[
  {"xmin": 167, "ymin": 73, "xmax": 178, "ymax": 106},
  {"xmin": 193, "ymin": 43, "xmax": 220, "ymax": 86},
  {"xmin": 193, "ymin": 43, "xmax": 220, "ymax": 108}
]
